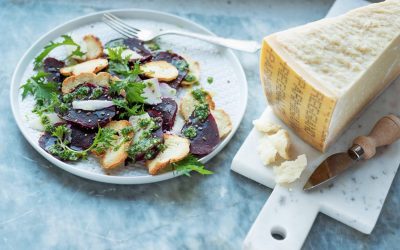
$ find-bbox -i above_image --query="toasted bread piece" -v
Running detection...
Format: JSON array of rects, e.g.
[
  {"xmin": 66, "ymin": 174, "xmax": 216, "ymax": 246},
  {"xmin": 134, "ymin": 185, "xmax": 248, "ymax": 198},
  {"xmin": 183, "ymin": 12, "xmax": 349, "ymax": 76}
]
[
  {"xmin": 62, "ymin": 72, "xmax": 113, "ymax": 94},
  {"xmin": 181, "ymin": 55, "xmax": 200, "ymax": 86},
  {"xmin": 60, "ymin": 58, "xmax": 108, "ymax": 76},
  {"xmin": 211, "ymin": 109, "xmax": 232, "ymax": 139},
  {"xmin": 273, "ymin": 154, "xmax": 307, "ymax": 184},
  {"xmin": 83, "ymin": 35, "xmax": 104, "ymax": 60},
  {"xmin": 257, "ymin": 134, "xmax": 278, "ymax": 165},
  {"xmin": 100, "ymin": 120, "xmax": 133, "ymax": 170},
  {"xmin": 141, "ymin": 61, "xmax": 179, "ymax": 82},
  {"xmin": 146, "ymin": 134, "xmax": 190, "ymax": 175},
  {"xmin": 179, "ymin": 91, "xmax": 215, "ymax": 121},
  {"xmin": 268, "ymin": 129, "xmax": 291, "ymax": 160}
]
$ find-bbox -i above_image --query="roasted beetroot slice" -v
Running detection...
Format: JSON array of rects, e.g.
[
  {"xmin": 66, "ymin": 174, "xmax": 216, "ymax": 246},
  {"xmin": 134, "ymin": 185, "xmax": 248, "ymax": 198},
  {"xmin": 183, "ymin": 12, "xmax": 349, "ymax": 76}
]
[
  {"xmin": 43, "ymin": 57, "xmax": 65, "ymax": 83},
  {"xmin": 151, "ymin": 52, "xmax": 189, "ymax": 89},
  {"xmin": 61, "ymin": 106, "xmax": 117, "ymax": 130},
  {"xmin": 69, "ymin": 126, "xmax": 96, "ymax": 151},
  {"xmin": 39, "ymin": 124, "xmax": 95, "ymax": 155},
  {"xmin": 182, "ymin": 114, "xmax": 220, "ymax": 156},
  {"xmin": 39, "ymin": 133, "xmax": 58, "ymax": 153},
  {"xmin": 147, "ymin": 98, "xmax": 177, "ymax": 132},
  {"xmin": 123, "ymin": 38, "xmax": 152, "ymax": 58}
]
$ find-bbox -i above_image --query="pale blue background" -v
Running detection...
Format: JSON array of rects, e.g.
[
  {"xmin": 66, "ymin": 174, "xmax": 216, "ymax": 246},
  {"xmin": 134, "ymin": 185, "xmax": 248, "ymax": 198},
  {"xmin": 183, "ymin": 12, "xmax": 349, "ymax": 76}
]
[{"xmin": 0, "ymin": 0, "xmax": 398, "ymax": 249}]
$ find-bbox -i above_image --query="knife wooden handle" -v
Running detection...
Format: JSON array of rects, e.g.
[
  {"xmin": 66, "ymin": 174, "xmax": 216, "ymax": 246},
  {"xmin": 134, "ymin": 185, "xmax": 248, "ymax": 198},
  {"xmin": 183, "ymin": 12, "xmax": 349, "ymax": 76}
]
[{"xmin": 353, "ymin": 115, "xmax": 400, "ymax": 160}]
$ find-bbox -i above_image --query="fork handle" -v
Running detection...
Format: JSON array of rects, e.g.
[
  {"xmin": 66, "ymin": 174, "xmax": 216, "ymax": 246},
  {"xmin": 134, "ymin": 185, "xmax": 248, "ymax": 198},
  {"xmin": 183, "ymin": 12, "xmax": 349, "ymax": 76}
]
[{"xmin": 159, "ymin": 30, "xmax": 261, "ymax": 53}]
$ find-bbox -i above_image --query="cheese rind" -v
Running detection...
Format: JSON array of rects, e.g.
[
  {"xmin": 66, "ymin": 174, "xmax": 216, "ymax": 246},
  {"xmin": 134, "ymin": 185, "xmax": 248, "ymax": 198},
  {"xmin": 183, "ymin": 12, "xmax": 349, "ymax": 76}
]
[{"xmin": 260, "ymin": 0, "xmax": 400, "ymax": 152}]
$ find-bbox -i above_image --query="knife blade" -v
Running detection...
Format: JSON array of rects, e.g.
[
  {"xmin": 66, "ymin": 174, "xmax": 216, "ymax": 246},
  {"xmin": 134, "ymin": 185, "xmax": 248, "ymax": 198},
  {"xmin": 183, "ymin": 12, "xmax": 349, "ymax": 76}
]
[{"xmin": 304, "ymin": 114, "xmax": 400, "ymax": 191}]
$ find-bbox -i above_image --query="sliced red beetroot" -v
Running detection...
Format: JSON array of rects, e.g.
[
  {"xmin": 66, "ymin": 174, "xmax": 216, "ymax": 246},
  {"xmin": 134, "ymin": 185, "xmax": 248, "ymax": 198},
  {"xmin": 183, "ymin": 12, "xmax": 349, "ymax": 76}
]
[
  {"xmin": 151, "ymin": 52, "xmax": 189, "ymax": 89},
  {"xmin": 60, "ymin": 106, "xmax": 116, "ymax": 130},
  {"xmin": 147, "ymin": 98, "xmax": 177, "ymax": 132},
  {"xmin": 123, "ymin": 38, "xmax": 152, "ymax": 59},
  {"xmin": 69, "ymin": 126, "xmax": 96, "ymax": 151},
  {"xmin": 39, "ymin": 133, "xmax": 58, "ymax": 154},
  {"xmin": 43, "ymin": 57, "xmax": 65, "ymax": 83},
  {"xmin": 146, "ymin": 111, "xmax": 164, "ymax": 139},
  {"xmin": 39, "ymin": 124, "xmax": 95, "ymax": 156},
  {"xmin": 182, "ymin": 114, "xmax": 220, "ymax": 156},
  {"xmin": 57, "ymin": 83, "xmax": 116, "ymax": 129}
]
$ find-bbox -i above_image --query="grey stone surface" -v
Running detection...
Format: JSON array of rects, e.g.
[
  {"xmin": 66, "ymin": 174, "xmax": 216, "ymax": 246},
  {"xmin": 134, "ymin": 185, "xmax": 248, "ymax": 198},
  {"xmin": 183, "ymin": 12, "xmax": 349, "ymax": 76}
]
[{"xmin": 0, "ymin": 0, "xmax": 398, "ymax": 249}]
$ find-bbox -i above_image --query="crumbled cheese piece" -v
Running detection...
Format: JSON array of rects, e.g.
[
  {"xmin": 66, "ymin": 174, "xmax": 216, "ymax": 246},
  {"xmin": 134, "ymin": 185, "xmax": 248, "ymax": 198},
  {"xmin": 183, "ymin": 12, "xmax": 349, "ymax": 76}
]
[
  {"xmin": 257, "ymin": 134, "xmax": 278, "ymax": 165},
  {"xmin": 268, "ymin": 129, "xmax": 291, "ymax": 160},
  {"xmin": 253, "ymin": 115, "xmax": 281, "ymax": 134},
  {"xmin": 273, "ymin": 154, "xmax": 307, "ymax": 184}
]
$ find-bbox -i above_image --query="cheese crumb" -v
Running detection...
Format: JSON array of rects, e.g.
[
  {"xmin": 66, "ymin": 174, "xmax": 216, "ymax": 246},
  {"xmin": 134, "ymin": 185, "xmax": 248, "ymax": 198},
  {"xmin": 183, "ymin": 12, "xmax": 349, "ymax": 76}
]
[
  {"xmin": 273, "ymin": 154, "xmax": 307, "ymax": 184},
  {"xmin": 268, "ymin": 129, "xmax": 291, "ymax": 160},
  {"xmin": 257, "ymin": 134, "xmax": 278, "ymax": 165},
  {"xmin": 253, "ymin": 115, "xmax": 281, "ymax": 134}
]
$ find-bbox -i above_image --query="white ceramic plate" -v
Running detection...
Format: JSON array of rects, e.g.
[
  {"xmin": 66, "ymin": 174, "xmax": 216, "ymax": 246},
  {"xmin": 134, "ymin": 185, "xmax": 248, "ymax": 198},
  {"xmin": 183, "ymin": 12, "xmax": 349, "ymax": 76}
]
[{"xmin": 10, "ymin": 9, "xmax": 248, "ymax": 184}]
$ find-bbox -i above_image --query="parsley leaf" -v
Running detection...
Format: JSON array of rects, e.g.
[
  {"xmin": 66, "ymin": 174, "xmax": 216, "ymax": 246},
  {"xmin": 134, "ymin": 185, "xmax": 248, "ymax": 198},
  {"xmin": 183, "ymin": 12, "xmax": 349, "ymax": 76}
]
[
  {"xmin": 21, "ymin": 71, "xmax": 58, "ymax": 103},
  {"xmin": 113, "ymin": 99, "xmax": 144, "ymax": 118},
  {"xmin": 34, "ymin": 35, "xmax": 83, "ymax": 69},
  {"xmin": 33, "ymin": 93, "xmax": 68, "ymax": 115},
  {"xmin": 107, "ymin": 47, "xmax": 131, "ymax": 75},
  {"xmin": 48, "ymin": 125, "xmax": 88, "ymax": 161},
  {"xmin": 125, "ymin": 82, "xmax": 146, "ymax": 103},
  {"xmin": 172, "ymin": 155, "xmax": 213, "ymax": 176},
  {"xmin": 47, "ymin": 125, "xmax": 120, "ymax": 161},
  {"xmin": 90, "ymin": 127, "xmax": 118, "ymax": 155}
]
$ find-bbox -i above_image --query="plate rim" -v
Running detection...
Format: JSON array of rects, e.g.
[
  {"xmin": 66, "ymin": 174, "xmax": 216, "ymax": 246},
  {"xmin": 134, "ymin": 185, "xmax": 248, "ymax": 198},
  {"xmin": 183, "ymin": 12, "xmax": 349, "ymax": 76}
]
[{"xmin": 10, "ymin": 8, "xmax": 248, "ymax": 184}]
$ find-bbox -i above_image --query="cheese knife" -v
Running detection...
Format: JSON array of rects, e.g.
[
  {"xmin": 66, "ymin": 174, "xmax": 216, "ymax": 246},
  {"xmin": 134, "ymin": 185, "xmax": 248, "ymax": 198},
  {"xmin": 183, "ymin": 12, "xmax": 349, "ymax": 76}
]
[{"xmin": 304, "ymin": 115, "xmax": 400, "ymax": 191}]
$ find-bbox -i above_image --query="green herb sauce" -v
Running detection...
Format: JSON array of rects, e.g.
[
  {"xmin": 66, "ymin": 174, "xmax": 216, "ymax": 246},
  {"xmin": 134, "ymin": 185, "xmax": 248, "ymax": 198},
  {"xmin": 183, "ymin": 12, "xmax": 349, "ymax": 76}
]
[{"xmin": 183, "ymin": 126, "xmax": 197, "ymax": 139}]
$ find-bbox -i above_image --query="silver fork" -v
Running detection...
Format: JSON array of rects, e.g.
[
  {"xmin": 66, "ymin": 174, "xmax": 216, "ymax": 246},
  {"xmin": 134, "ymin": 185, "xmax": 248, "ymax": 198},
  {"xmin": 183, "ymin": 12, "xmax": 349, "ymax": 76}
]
[{"xmin": 102, "ymin": 13, "xmax": 260, "ymax": 53}]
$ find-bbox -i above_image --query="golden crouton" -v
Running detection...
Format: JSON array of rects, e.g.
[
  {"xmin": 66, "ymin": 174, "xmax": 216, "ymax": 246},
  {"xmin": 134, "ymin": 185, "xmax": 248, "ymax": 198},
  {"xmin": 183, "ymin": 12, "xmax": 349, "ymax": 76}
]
[
  {"xmin": 179, "ymin": 91, "xmax": 215, "ymax": 121},
  {"xmin": 61, "ymin": 72, "xmax": 113, "ymax": 94},
  {"xmin": 140, "ymin": 61, "xmax": 179, "ymax": 82},
  {"xmin": 100, "ymin": 120, "xmax": 133, "ymax": 170},
  {"xmin": 60, "ymin": 58, "xmax": 108, "ymax": 76},
  {"xmin": 211, "ymin": 109, "xmax": 232, "ymax": 139},
  {"xmin": 146, "ymin": 134, "xmax": 190, "ymax": 175}
]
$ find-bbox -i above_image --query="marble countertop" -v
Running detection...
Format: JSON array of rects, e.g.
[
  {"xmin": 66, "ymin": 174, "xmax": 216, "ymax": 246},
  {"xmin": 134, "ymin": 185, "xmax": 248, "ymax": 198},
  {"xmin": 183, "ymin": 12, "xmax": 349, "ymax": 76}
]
[{"xmin": 0, "ymin": 0, "xmax": 398, "ymax": 249}]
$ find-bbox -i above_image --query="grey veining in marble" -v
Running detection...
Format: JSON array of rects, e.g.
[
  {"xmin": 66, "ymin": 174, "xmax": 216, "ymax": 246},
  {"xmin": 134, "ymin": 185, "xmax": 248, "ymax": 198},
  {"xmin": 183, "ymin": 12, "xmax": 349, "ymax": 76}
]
[{"xmin": 0, "ymin": 0, "xmax": 399, "ymax": 249}]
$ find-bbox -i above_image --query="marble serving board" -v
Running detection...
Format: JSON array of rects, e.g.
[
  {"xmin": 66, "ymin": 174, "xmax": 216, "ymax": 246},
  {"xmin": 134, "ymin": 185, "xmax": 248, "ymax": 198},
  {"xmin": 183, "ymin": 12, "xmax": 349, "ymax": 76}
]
[{"xmin": 231, "ymin": 0, "xmax": 400, "ymax": 249}]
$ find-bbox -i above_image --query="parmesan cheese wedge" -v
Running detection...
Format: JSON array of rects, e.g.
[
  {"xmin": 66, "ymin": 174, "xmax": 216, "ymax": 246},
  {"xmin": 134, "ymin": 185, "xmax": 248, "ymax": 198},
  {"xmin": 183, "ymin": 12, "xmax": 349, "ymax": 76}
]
[{"xmin": 260, "ymin": 0, "xmax": 400, "ymax": 151}]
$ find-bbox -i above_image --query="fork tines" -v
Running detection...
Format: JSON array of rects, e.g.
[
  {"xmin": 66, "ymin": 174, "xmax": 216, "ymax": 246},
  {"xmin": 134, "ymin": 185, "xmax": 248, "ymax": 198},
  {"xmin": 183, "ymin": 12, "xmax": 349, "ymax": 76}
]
[{"xmin": 102, "ymin": 13, "xmax": 140, "ymax": 38}]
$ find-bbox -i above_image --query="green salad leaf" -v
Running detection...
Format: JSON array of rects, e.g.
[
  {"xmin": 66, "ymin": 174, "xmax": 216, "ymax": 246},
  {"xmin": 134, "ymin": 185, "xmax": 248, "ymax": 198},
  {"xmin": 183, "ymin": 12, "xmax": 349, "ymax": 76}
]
[
  {"xmin": 34, "ymin": 35, "xmax": 83, "ymax": 69},
  {"xmin": 21, "ymin": 71, "xmax": 58, "ymax": 103},
  {"xmin": 172, "ymin": 155, "xmax": 213, "ymax": 176}
]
